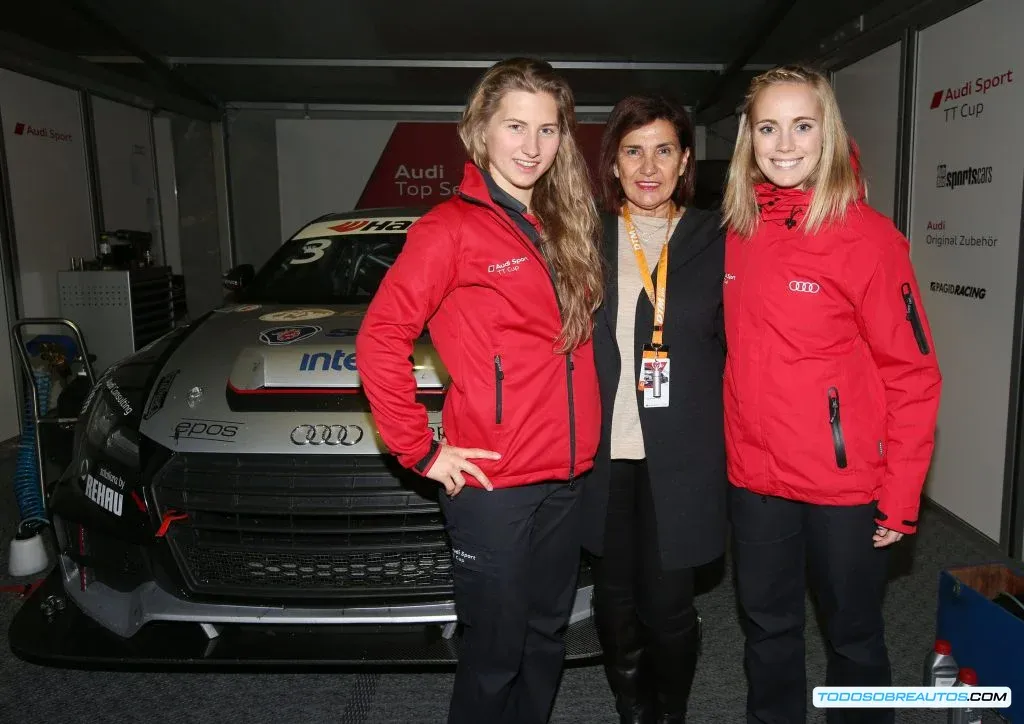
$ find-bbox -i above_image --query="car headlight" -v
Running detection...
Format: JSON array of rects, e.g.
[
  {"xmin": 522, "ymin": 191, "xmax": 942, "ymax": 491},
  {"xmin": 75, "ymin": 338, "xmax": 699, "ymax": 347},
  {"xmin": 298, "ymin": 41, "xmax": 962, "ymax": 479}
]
[{"xmin": 74, "ymin": 387, "xmax": 140, "ymax": 470}]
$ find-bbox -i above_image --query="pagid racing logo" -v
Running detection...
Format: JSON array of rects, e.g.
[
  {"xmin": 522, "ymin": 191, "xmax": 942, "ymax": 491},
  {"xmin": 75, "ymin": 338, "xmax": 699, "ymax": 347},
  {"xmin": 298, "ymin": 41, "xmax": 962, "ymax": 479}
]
[{"xmin": 929, "ymin": 281, "xmax": 986, "ymax": 300}]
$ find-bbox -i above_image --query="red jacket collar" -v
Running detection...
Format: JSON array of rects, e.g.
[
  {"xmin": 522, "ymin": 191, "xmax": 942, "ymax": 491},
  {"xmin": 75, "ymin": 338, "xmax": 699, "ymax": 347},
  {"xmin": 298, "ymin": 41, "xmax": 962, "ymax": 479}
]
[
  {"xmin": 458, "ymin": 161, "xmax": 542, "ymax": 229},
  {"xmin": 755, "ymin": 183, "xmax": 810, "ymax": 229}
]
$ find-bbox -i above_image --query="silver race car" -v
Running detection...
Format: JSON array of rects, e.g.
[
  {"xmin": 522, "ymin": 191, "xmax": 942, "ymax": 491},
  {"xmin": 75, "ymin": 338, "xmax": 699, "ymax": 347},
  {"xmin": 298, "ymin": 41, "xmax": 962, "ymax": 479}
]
[{"xmin": 11, "ymin": 208, "xmax": 598, "ymax": 666}]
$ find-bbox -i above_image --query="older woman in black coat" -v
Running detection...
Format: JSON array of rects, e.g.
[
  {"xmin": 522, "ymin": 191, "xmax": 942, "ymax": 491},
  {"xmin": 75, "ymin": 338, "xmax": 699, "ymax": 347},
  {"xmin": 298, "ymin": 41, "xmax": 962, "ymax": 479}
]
[{"xmin": 580, "ymin": 95, "xmax": 728, "ymax": 724}]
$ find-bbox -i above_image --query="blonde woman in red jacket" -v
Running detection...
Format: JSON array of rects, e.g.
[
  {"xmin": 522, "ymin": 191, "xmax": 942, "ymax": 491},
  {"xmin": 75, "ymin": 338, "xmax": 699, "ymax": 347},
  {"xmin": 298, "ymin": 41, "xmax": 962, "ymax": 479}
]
[
  {"xmin": 721, "ymin": 65, "xmax": 942, "ymax": 724},
  {"xmin": 357, "ymin": 58, "xmax": 603, "ymax": 724}
]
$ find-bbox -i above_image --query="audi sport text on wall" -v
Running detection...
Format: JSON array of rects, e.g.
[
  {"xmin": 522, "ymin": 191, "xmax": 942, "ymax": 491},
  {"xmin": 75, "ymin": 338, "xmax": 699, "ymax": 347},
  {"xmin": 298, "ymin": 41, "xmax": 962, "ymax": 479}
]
[
  {"xmin": 12, "ymin": 121, "xmax": 74, "ymax": 142},
  {"xmin": 929, "ymin": 68, "xmax": 1014, "ymax": 123}
]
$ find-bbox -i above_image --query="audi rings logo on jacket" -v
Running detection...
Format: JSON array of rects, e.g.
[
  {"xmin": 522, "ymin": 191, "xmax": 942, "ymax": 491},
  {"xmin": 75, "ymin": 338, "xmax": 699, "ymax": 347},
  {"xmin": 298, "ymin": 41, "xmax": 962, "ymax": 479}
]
[
  {"xmin": 788, "ymin": 280, "xmax": 821, "ymax": 294},
  {"xmin": 290, "ymin": 424, "xmax": 365, "ymax": 446}
]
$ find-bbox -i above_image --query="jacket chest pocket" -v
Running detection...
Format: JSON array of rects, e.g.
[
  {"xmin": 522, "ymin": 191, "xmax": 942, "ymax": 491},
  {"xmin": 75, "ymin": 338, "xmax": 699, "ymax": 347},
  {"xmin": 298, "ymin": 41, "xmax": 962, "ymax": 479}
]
[{"xmin": 494, "ymin": 354, "xmax": 504, "ymax": 425}]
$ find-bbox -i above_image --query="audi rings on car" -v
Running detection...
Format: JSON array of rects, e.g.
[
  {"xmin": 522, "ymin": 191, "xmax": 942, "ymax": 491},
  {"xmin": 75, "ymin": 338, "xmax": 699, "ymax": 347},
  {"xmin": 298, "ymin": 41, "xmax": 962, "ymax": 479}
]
[
  {"xmin": 788, "ymin": 280, "xmax": 821, "ymax": 293},
  {"xmin": 290, "ymin": 424, "xmax": 364, "ymax": 446}
]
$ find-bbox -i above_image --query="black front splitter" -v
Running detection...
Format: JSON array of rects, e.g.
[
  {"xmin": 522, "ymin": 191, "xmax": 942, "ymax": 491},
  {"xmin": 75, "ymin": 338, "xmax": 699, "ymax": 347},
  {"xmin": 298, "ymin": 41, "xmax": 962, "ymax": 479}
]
[{"xmin": 9, "ymin": 570, "xmax": 602, "ymax": 670}]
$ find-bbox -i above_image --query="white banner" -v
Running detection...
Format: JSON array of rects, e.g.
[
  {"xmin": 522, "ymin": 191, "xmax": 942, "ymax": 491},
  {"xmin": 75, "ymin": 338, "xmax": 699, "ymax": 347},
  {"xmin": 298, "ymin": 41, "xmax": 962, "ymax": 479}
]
[
  {"xmin": 91, "ymin": 97, "xmax": 161, "ymax": 263},
  {"xmin": 0, "ymin": 70, "xmax": 95, "ymax": 318},
  {"xmin": 834, "ymin": 42, "xmax": 902, "ymax": 219},
  {"xmin": 909, "ymin": 0, "xmax": 1024, "ymax": 541},
  {"xmin": 276, "ymin": 120, "xmax": 397, "ymax": 240}
]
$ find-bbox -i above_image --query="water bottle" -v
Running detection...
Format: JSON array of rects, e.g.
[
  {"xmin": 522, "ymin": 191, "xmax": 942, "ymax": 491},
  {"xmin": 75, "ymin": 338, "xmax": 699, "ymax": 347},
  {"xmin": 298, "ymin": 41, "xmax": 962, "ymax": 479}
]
[
  {"xmin": 947, "ymin": 668, "xmax": 982, "ymax": 724},
  {"xmin": 924, "ymin": 639, "xmax": 959, "ymax": 687}
]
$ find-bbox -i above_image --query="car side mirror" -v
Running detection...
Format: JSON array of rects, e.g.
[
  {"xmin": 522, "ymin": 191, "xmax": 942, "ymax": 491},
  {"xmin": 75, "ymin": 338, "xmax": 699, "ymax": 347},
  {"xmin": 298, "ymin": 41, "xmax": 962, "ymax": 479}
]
[{"xmin": 222, "ymin": 264, "xmax": 254, "ymax": 291}]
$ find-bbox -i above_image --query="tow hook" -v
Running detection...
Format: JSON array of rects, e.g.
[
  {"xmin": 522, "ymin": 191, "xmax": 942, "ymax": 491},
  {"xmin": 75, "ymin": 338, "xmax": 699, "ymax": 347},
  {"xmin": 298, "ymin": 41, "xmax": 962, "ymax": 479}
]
[{"xmin": 39, "ymin": 594, "xmax": 66, "ymax": 623}]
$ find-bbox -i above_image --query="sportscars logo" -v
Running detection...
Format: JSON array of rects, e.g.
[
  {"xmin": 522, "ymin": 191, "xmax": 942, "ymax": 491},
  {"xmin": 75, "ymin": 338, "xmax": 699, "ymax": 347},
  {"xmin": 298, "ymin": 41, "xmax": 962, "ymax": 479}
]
[{"xmin": 936, "ymin": 164, "xmax": 993, "ymax": 190}]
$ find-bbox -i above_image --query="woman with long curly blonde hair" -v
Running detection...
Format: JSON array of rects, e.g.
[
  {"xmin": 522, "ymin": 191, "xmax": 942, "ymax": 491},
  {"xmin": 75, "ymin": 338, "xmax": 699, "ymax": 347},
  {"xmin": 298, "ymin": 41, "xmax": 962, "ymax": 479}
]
[{"xmin": 357, "ymin": 57, "xmax": 604, "ymax": 724}]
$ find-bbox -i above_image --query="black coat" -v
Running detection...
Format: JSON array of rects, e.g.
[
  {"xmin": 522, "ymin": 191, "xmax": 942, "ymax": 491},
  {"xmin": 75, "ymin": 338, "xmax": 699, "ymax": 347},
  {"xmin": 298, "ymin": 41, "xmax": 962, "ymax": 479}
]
[{"xmin": 580, "ymin": 208, "xmax": 728, "ymax": 570}]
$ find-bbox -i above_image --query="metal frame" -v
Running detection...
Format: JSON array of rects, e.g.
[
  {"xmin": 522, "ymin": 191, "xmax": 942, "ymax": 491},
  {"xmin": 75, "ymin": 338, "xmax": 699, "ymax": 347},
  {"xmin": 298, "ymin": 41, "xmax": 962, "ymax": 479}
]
[
  {"xmin": 695, "ymin": 0, "xmax": 801, "ymax": 121},
  {"xmin": 226, "ymin": 101, "xmax": 617, "ymax": 116},
  {"xmin": 147, "ymin": 114, "xmax": 170, "ymax": 268},
  {"xmin": 893, "ymin": 28, "xmax": 918, "ymax": 237},
  {"xmin": 84, "ymin": 57, "xmax": 775, "ymax": 72},
  {"xmin": 0, "ymin": 110, "xmax": 25, "ymax": 439},
  {"xmin": 9, "ymin": 317, "xmax": 96, "ymax": 509},
  {"xmin": 0, "ymin": 31, "xmax": 221, "ymax": 122},
  {"xmin": 211, "ymin": 121, "xmax": 235, "ymax": 270},
  {"xmin": 1001, "ymin": 167, "xmax": 1024, "ymax": 559},
  {"xmin": 60, "ymin": 0, "xmax": 219, "ymax": 110},
  {"xmin": 80, "ymin": 91, "xmax": 105, "ymax": 244}
]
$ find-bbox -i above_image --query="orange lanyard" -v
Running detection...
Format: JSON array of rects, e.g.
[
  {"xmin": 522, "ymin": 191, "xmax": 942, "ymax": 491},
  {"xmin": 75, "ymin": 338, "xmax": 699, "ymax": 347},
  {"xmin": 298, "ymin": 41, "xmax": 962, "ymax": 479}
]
[{"xmin": 622, "ymin": 204, "xmax": 673, "ymax": 348}]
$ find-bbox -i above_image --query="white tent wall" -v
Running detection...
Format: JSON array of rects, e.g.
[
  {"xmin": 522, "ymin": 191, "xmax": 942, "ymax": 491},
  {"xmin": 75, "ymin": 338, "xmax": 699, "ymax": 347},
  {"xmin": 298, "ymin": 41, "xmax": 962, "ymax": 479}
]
[
  {"xmin": 834, "ymin": 42, "xmax": 902, "ymax": 220},
  {"xmin": 908, "ymin": 0, "xmax": 1024, "ymax": 546},
  {"xmin": 0, "ymin": 69, "xmax": 97, "ymax": 440},
  {"xmin": 0, "ymin": 69, "xmax": 96, "ymax": 319},
  {"xmin": 90, "ymin": 96, "xmax": 163, "ymax": 264}
]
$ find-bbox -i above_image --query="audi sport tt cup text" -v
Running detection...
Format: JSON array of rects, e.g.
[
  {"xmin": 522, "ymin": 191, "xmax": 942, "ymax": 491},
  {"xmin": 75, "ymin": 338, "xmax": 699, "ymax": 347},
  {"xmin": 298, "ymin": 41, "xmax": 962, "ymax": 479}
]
[{"xmin": 930, "ymin": 68, "xmax": 1013, "ymax": 122}]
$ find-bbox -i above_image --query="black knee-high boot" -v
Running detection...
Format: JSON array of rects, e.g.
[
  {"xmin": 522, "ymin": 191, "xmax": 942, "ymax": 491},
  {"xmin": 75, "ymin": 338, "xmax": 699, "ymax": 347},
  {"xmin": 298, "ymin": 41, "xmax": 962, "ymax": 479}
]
[
  {"xmin": 596, "ymin": 603, "xmax": 653, "ymax": 723},
  {"xmin": 592, "ymin": 560, "xmax": 654, "ymax": 724},
  {"xmin": 650, "ymin": 614, "xmax": 701, "ymax": 723}
]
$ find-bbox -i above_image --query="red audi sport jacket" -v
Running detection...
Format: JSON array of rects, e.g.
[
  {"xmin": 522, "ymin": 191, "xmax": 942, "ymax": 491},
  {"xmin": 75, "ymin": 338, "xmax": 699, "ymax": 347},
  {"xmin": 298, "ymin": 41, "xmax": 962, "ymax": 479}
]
[
  {"xmin": 723, "ymin": 182, "xmax": 942, "ymax": 535},
  {"xmin": 356, "ymin": 163, "xmax": 601, "ymax": 488}
]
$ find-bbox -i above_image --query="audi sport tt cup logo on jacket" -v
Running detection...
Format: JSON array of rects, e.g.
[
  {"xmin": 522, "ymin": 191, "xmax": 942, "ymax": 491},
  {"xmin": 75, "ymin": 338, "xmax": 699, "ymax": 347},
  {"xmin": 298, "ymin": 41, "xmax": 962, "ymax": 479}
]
[
  {"xmin": 788, "ymin": 280, "xmax": 820, "ymax": 294},
  {"xmin": 930, "ymin": 281, "xmax": 987, "ymax": 300},
  {"xmin": 487, "ymin": 256, "xmax": 529, "ymax": 274},
  {"xmin": 935, "ymin": 164, "xmax": 993, "ymax": 189}
]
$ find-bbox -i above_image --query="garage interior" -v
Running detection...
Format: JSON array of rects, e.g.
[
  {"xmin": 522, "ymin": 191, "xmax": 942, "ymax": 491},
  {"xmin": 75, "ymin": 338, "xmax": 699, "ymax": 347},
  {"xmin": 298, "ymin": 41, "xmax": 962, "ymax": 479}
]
[{"xmin": 0, "ymin": 0, "xmax": 1021, "ymax": 722}]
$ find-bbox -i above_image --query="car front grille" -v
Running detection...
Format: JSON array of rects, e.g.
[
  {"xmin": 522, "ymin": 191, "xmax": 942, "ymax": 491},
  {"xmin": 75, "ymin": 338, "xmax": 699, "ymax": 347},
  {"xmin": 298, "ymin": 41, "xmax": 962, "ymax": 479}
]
[{"xmin": 150, "ymin": 452, "xmax": 452, "ymax": 601}]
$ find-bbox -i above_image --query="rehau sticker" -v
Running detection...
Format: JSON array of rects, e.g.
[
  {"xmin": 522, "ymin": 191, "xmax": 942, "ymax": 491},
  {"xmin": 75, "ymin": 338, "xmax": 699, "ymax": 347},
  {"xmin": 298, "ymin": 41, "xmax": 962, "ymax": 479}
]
[{"xmin": 84, "ymin": 474, "xmax": 123, "ymax": 517}]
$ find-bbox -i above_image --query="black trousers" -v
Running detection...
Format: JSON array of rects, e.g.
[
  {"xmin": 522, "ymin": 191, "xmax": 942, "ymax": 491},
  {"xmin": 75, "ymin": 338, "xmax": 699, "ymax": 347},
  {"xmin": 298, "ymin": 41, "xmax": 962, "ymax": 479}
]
[
  {"xmin": 730, "ymin": 486, "xmax": 893, "ymax": 724},
  {"xmin": 438, "ymin": 480, "xmax": 582, "ymax": 724},
  {"xmin": 591, "ymin": 460, "xmax": 699, "ymax": 707}
]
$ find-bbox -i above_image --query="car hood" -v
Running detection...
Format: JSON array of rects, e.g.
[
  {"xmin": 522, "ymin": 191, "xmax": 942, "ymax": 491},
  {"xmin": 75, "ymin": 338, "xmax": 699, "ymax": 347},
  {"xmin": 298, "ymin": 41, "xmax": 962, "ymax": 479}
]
[{"xmin": 137, "ymin": 304, "xmax": 447, "ymax": 455}]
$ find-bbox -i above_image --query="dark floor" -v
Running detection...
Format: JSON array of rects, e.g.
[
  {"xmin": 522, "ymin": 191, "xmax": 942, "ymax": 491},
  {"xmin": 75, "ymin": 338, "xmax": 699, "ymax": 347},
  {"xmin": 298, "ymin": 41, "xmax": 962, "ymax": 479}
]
[{"xmin": 0, "ymin": 442, "xmax": 1014, "ymax": 723}]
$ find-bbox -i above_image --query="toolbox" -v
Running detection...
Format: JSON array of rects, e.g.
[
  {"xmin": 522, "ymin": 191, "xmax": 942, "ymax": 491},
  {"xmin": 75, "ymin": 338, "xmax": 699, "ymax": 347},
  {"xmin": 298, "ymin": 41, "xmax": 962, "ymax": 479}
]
[{"xmin": 936, "ymin": 563, "xmax": 1024, "ymax": 722}]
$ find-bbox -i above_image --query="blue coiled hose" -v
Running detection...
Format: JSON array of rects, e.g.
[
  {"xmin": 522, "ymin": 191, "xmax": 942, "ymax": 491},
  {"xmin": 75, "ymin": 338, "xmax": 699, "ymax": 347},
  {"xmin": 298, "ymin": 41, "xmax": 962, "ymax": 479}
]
[{"xmin": 13, "ymin": 369, "xmax": 50, "ymax": 534}]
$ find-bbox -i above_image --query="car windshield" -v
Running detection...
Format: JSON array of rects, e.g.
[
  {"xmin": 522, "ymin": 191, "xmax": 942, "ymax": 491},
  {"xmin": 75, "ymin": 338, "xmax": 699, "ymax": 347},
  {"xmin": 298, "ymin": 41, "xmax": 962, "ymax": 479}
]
[{"xmin": 238, "ymin": 233, "xmax": 405, "ymax": 304}]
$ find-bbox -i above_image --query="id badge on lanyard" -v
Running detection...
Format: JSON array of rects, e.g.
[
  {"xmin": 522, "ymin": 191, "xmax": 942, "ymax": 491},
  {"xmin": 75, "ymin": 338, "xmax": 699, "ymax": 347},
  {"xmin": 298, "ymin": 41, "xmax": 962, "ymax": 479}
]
[{"xmin": 623, "ymin": 206, "xmax": 672, "ymax": 409}]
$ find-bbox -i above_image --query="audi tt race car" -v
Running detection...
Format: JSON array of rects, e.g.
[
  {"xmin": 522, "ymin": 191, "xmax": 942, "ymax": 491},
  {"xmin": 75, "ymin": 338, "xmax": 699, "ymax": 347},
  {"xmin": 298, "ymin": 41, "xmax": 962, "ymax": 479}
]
[{"xmin": 11, "ymin": 208, "xmax": 599, "ymax": 667}]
